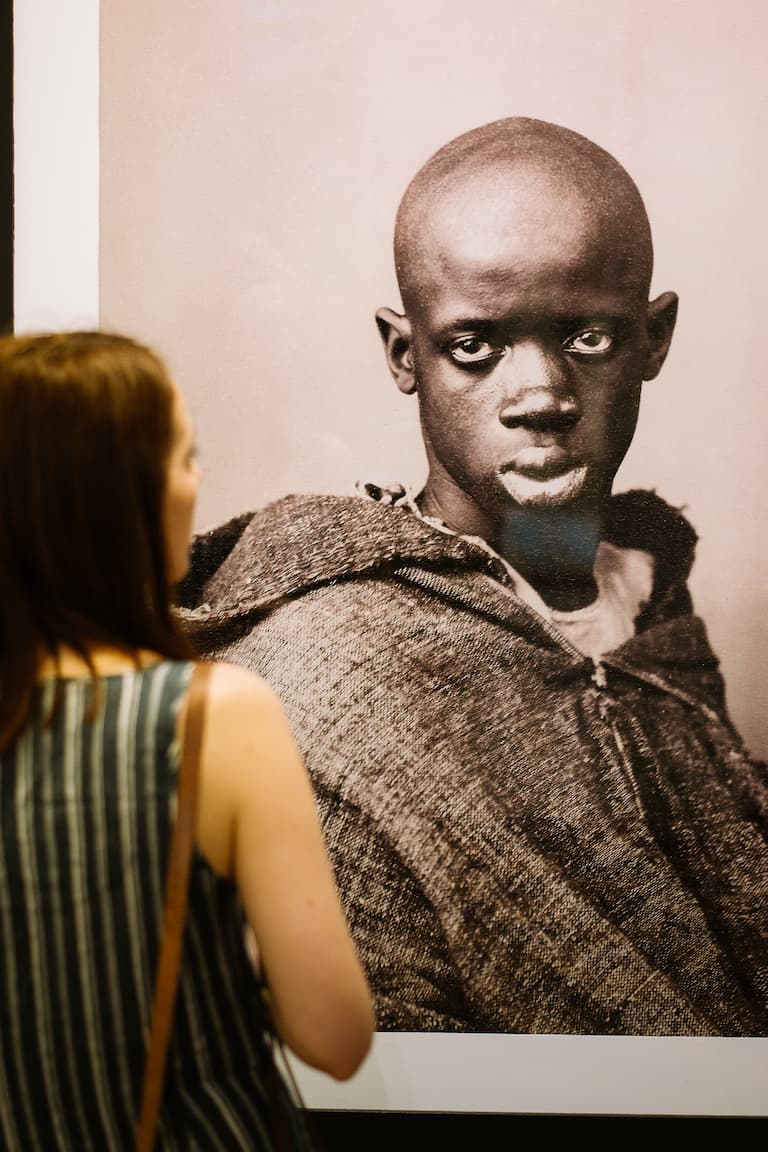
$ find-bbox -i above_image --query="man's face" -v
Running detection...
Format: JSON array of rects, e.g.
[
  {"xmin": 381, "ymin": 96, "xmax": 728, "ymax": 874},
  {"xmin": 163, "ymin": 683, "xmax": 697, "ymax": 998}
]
[{"xmin": 397, "ymin": 179, "xmax": 671, "ymax": 537}]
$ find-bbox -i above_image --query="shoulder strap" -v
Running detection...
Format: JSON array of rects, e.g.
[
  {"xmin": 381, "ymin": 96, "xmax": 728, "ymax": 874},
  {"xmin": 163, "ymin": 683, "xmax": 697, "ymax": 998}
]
[{"xmin": 135, "ymin": 660, "xmax": 213, "ymax": 1152}]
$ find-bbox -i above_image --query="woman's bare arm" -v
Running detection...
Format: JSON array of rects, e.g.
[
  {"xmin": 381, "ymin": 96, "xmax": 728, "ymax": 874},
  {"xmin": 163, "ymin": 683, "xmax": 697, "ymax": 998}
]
[{"xmin": 192, "ymin": 661, "xmax": 375, "ymax": 1080}]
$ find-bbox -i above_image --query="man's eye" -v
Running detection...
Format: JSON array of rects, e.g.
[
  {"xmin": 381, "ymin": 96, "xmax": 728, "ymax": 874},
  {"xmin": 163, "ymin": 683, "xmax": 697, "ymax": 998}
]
[
  {"xmin": 447, "ymin": 337, "xmax": 501, "ymax": 364},
  {"xmin": 564, "ymin": 329, "xmax": 614, "ymax": 355}
]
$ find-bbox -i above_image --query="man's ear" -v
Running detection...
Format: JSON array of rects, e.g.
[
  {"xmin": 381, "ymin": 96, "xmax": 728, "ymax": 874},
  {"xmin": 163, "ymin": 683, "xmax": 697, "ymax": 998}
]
[
  {"xmin": 643, "ymin": 291, "xmax": 679, "ymax": 381},
  {"xmin": 375, "ymin": 307, "xmax": 416, "ymax": 395}
]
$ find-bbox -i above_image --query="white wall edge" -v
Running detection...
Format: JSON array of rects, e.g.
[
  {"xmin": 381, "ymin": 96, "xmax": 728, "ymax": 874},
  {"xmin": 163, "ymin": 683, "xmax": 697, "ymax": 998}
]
[
  {"xmin": 13, "ymin": 0, "xmax": 100, "ymax": 332},
  {"xmin": 288, "ymin": 1032, "xmax": 768, "ymax": 1117}
]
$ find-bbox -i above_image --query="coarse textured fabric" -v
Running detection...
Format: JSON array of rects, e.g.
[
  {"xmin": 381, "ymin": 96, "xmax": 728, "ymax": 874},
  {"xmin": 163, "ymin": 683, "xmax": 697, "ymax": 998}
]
[
  {"xmin": 0, "ymin": 661, "xmax": 313, "ymax": 1151},
  {"xmin": 178, "ymin": 490, "xmax": 768, "ymax": 1036}
]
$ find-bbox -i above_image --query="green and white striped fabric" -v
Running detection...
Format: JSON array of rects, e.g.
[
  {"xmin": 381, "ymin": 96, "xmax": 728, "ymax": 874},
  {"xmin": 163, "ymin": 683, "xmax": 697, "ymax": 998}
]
[{"xmin": 0, "ymin": 662, "xmax": 310, "ymax": 1150}]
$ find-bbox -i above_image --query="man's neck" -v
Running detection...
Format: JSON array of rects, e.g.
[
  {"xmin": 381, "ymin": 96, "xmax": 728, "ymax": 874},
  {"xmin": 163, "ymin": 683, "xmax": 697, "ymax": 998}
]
[
  {"xmin": 494, "ymin": 506, "xmax": 603, "ymax": 611},
  {"xmin": 417, "ymin": 488, "xmax": 604, "ymax": 612}
]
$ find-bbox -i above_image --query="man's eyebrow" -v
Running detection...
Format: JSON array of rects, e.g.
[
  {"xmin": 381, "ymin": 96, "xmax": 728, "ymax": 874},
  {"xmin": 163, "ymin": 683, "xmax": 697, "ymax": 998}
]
[
  {"xmin": 557, "ymin": 314, "xmax": 635, "ymax": 334},
  {"xmin": 432, "ymin": 317, "xmax": 498, "ymax": 340},
  {"xmin": 433, "ymin": 312, "xmax": 631, "ymax": 342}
]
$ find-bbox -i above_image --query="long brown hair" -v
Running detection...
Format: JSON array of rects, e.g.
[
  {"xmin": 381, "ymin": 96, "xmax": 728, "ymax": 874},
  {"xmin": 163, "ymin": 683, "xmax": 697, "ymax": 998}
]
[{"xmin": 0, "ymin": 330, "xmax": 194, "ymax": 751}]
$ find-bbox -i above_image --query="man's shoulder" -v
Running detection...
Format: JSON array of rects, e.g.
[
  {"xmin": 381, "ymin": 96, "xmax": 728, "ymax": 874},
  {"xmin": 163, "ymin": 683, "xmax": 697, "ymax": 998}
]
[
  {"xmin": 178, "ymin": 493, "xmax": 370, "ymax": 606},
  {"xmin": 177, "ymin": 486, "xmax": 699, "ymax": 642},
  {"xmin": 606, "ymin": 488, "xmax": 698, "ymax": 583},
  {"xmin": 176, "ymin": 489, "xmax": 484, "ymax": 624}
]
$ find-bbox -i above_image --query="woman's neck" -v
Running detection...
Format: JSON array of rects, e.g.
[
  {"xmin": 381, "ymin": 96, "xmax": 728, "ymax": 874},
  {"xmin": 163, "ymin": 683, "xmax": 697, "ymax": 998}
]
[{"xmin": 36, "ymin": 644, "xmax": 163, "ymax": 680}]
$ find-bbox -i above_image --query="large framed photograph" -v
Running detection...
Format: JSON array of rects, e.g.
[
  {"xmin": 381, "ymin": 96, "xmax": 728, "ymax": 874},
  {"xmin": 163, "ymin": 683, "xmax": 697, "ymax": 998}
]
[{"xmin": 13, "ymin": 0, "xmax": 768, "ymax": 1121}]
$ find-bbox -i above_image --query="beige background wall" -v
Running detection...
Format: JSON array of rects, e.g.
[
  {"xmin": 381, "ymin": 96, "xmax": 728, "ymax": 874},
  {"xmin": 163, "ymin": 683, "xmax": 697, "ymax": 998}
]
[{"xmin": 100, "ymin": 0, "xmax": 768, "ymax": 759}]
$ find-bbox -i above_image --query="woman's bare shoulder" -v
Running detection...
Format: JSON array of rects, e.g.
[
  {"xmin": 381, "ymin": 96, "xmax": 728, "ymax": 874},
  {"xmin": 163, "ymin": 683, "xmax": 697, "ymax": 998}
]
[
  {"xmin": 197, "ymin": 660, "xmax": 299, "ymax": 777},
  {"xmin": 203, "ymin": 660, "xmax": 283, "ymax": 712}
]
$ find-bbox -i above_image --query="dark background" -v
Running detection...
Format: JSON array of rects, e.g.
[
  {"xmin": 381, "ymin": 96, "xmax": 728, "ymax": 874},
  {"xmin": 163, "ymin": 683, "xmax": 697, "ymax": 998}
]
[{"xmin": 308, "ymin": 1110, "xmax": 764, "ymax": 1145}]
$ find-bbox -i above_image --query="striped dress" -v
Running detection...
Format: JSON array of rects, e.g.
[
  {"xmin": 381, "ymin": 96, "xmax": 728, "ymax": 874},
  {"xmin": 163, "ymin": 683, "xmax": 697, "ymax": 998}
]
[{"xmin": 0, "ymin": 661, "xmax": 313, "ymax": 1150}]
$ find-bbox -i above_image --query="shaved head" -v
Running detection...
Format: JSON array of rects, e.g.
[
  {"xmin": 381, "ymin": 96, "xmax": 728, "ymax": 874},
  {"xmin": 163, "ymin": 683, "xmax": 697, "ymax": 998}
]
[
  {"xmin": 394, "ymin": 118, "xmax": 654, "ymax": 316},
  {"xmin": 377, "ymin": 116, "xmax": 678, "ymax": 595}
]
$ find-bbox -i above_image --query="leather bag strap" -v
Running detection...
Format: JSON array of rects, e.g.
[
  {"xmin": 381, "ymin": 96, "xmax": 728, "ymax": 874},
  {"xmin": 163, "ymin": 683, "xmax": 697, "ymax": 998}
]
[{"xmin": 135, "ymin": 660, "xmax": 212, "ymax": 1152}]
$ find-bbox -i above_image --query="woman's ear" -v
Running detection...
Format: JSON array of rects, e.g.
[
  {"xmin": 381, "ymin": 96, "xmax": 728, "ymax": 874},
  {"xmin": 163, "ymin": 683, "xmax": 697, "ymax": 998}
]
[
  {"xmin": 375, "ymin": 307, "xmax": 416, "ymax": 395},
  {"xmin": 643, "ymin": 291, "xmax": 679, "ymax": 381}
]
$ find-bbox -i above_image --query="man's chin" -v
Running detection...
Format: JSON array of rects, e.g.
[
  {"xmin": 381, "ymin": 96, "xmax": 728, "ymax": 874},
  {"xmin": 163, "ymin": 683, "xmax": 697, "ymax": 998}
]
[{"xmin": 498, "ymin": 465, "xmax": 591, "ymax": 510}]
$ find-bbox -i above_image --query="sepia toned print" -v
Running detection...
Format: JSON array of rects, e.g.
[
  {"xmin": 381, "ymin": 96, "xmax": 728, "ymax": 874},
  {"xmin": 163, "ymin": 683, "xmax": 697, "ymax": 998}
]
[{"xmin": 178, "ymin": 118, "xmax": 768, "ymax": 1037}]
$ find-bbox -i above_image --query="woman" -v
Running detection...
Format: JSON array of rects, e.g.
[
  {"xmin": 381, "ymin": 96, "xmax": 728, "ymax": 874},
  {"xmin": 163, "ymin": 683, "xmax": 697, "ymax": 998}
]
[{"xmin": 0, "ymin": 330, "xmax": 374, "ymax": 1149}]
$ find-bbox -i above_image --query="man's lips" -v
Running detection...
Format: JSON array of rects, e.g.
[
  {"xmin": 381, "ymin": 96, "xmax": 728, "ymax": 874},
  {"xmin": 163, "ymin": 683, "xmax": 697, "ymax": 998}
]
[{"xmin": 499, "ymin": 446, "xmax": 583, "ymax": 480}]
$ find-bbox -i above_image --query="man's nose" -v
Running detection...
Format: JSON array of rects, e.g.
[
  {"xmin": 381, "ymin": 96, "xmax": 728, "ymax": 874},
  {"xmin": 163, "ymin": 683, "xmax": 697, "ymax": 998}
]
[{"xmin": 497, "ymin": 341, "xmax": 580, "ymax": 429}]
